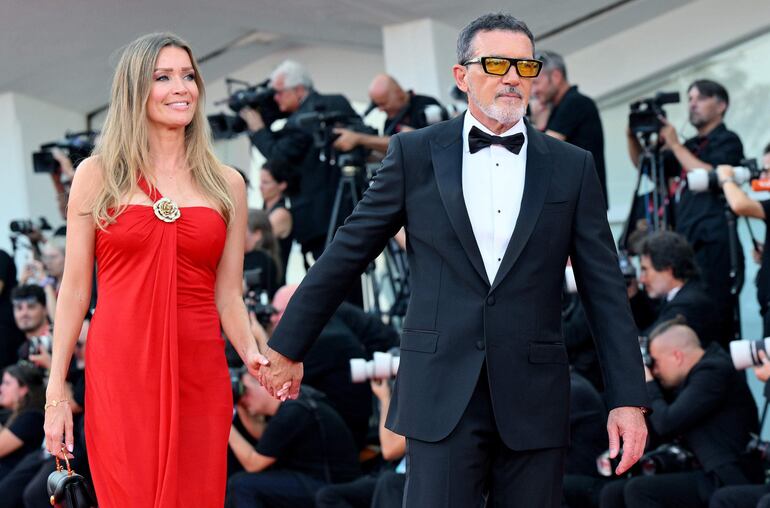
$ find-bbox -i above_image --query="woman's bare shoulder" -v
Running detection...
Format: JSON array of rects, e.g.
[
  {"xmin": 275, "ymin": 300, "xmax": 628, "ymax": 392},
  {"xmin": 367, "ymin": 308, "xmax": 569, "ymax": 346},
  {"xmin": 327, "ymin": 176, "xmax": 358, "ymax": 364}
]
[{"xmin": 219, "ymin": 164, "xmax": 246, "ymax": 194}]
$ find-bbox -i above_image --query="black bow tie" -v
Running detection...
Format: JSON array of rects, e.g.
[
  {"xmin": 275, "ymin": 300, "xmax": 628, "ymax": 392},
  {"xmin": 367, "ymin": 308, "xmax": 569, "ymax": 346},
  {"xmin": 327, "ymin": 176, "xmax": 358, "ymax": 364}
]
[{"xmin": 468, "ymin": 126, "xmax": 525, "ymax": 155}]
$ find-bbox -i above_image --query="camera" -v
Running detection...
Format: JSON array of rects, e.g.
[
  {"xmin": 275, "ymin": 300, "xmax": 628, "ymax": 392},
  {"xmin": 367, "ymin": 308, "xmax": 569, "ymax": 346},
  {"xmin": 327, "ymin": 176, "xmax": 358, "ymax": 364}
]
[
  {"xmin": 349, "ymin": 351, "xmax": 400, "ymax": 383},
  {"xmin": 29, "ymin": 335, "xmax": 52, "ymax": 355},
  {"xmin": 618, "ymin": 250, "xmax": 637, "ymax": 285},
  {"xmin": 10, "ymin": 217, "xmax": 52, "ymax": 235},
  {"xmin": 628, "ymin": 91, "xmax": 680, "ymax": 136},
  {"xmin": 639, "ymin": 335, "xmax": 653, "ymax": 368},
  {"xmin": 243, "ymin": 274, "xmax": 276, "ymax": 328},
  {"xmin": 596, "ymin": 443, "xmax": 697, "ymax": 477},
  {"xmin": 729, "ymin": 337, "xmax": 770, "ymax": 370},
  {"xmin": 32, "ymin": 131, "xmax": 97, "ymax": 173},
  {"xmin": 687, "ymin": 158, "xmax": 767, "ymax": 193},
  {"xmin": 296, "ymin": 106, "xmax": 377, "ymax": 168},
  {"xmin": 229, "ymin": 366, "xmax": 245, "ymax": 404},
  {"xmin": 208, "ymin": 78, "xmax": 288, "ymax": 139},
  {"xmin": 639, "ymin": 444, "xmax": 698, "ymax": 475}
]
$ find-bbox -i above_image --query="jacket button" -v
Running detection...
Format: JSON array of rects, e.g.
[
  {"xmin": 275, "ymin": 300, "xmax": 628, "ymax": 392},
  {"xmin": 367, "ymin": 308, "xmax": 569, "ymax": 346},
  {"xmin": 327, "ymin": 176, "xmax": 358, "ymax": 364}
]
[
  {"xmin": 486, "ymin": 295, "xmax": 496, "ymax": 306},
  {"xmin": 475, "ymin": 340, "xmax": 485, "ymax": 350}
]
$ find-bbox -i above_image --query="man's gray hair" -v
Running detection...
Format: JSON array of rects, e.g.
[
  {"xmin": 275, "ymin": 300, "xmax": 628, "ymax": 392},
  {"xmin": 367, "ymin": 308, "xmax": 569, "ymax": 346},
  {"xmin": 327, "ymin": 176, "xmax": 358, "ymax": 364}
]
[
  {"xmin": 270, "ymin": 60, "xmax": 313, "ymax": 89},
  {"xmin": 456, "ymin": 13, "xmax": 535, "ymax": 64},
  {"xmin": 536, "ymin": 50, "xmax": 568, "ymax": 81}
]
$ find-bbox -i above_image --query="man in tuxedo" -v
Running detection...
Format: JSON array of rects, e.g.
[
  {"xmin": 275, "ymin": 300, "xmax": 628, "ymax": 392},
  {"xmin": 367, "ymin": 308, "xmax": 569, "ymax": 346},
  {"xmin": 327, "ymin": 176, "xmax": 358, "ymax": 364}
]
[
  {"xmin": 629, "ymin": 230, "xmax": 724, "ymax": 348},
  {"xmin": 258, "ymin": 13, "xmax": 649, "ymax": 506},
  {"xmin": 241, "ymin": 60, "xmax": 359, "ymax": 261}
]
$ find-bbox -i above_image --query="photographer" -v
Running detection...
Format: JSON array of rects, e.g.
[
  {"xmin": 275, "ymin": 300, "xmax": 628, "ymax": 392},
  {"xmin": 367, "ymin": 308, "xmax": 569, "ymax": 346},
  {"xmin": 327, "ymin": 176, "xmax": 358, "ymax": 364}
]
[
  {"xmin": 240, "ymin": 60, "xmax": 358, "ymax": 262},
  {"xmin": 714, "ymin": 143, "xmax": 770, "ymax": 335},
  {"xmin": 531, "ymin": 51, "xmax": 607, "ymax": 207},
  {"xmin": 226, "ymin": 373, "xmax": 360, "ymax": 508},
  {"xmin": 0, "ymin": 249, "xmax": 24, "ymax": 369},
  {"xmin": 315, "ymin": 378, "xmax": 407, "ymax": 508},
  {"xmin": 332, "ymin": 74, "xmax": 448, "ymax": 154},
  {"xmin": 244, "ymin": 209, "xmax": 281, "ymax": 299},
  {"xmin": 629, "ymin": 231, "xmax": 723, "ymax": 348},
  {"xmin": 263, "ymin": 284, "xmax": 398, "ymax": 450},
  {"xmin": 709, "ymin": 348, "xmax": 770, "ymax": 508},
  {"xmin": 10, "ymin": 285, "xmax": 52, "ymax": 370},
  {"xmin": 599, "ymin": 318, "xmax": 759, "ymax": 508},
  {"xmin": 260, "ymin": 159, "xmax": 298, "ymax": 284},
  {"xmin": 627, "ymin": 80, "xmax": 745, "ymax": 339}
]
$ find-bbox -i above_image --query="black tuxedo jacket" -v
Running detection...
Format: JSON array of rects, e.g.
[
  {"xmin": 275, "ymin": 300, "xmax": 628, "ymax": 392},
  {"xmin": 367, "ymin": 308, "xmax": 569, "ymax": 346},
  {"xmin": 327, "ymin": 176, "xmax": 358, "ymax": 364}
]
[
  {"xmin": 641, "ymin": 280, "xmax": 722, "ymax": 347},
  {"xmin": 270, "ymin": 114, "xmax": 648, "ymax": 450},
  {"xmin": 250, "ymin": 91, "xmax": 358, "ymax": 243}
]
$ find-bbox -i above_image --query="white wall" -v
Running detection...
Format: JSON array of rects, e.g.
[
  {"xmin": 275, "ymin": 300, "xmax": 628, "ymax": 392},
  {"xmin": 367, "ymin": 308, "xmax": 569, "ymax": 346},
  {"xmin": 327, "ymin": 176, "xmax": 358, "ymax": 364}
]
[{"xmin": 0, "ymin": 93, "xmax": 84, "ymax": 254}]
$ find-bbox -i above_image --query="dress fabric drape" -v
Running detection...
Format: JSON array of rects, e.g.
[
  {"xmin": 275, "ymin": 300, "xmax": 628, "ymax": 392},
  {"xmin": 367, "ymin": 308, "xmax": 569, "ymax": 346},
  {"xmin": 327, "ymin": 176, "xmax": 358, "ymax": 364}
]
[{"xmin": 85, "ymin": 179, "xmax": 232, "ymax": 507}]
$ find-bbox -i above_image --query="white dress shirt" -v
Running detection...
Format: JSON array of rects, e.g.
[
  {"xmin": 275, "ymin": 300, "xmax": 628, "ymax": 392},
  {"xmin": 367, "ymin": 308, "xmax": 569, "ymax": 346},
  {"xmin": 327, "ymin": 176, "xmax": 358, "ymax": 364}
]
[{"xmin": 462, "ymin": 111, "xmax": 527, "ymax": 283}]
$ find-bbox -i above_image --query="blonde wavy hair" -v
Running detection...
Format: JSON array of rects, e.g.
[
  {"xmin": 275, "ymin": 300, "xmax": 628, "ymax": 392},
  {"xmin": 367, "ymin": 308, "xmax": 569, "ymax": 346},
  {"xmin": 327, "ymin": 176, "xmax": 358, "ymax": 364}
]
[{"xmin": 91, "ymin": 32, "xmax": 234, "ymax": 228}]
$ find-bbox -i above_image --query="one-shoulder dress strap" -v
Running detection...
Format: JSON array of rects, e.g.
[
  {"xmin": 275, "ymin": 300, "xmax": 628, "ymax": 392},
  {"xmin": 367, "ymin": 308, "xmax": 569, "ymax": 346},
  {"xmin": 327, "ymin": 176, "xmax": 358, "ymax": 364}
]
[{"xmin": 137, "ymin": 175, "xmax": 163, "ymax": 202}]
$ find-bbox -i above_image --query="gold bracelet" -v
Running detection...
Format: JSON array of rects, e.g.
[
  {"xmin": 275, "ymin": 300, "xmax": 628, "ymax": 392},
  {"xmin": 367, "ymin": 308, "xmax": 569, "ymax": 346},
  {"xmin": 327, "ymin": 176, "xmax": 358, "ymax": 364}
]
[{"xmin": 44, "ymin": 399, "xmax": 69, "ymax": 411}]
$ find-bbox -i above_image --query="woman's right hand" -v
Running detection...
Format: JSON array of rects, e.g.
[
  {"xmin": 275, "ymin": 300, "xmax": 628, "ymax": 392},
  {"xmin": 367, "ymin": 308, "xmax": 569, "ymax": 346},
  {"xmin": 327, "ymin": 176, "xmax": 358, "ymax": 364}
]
[{"xmin": 44, "ymin": 396, "xmax": 74, "ymax": 458}]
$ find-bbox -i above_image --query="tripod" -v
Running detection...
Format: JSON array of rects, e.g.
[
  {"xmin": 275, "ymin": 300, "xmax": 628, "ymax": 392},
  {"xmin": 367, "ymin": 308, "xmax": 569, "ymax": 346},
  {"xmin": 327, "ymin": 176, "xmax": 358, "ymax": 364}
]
[
  {"xmin": 325, "ymin": 164, "xmax": 410, "ymax": 322},
  {"xmin": 619, "ymin": 132, "xmax": 671, "ymax": 251},
  {"xmin": 724, "ymin": 200, "xmax": 744, "ymax": 341}
]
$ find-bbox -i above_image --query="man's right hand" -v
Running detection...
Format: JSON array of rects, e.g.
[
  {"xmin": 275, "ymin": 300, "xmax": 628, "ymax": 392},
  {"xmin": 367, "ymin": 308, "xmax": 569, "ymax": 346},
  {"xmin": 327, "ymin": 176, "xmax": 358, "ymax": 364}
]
[
  {"xmin": 239, "ymin": 107, "xmax": 265, "ymax": 132},
  {"xmin": 257, "ymin": 347, "xmax": 303, "ymax": 401}
]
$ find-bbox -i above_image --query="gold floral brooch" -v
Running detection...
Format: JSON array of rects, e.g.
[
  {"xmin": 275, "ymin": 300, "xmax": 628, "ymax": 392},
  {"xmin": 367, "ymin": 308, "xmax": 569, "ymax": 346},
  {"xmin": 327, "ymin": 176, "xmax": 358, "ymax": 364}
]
[{"xmin": 153, "ymin": 197, "xmax": 181, "ymax": 223}]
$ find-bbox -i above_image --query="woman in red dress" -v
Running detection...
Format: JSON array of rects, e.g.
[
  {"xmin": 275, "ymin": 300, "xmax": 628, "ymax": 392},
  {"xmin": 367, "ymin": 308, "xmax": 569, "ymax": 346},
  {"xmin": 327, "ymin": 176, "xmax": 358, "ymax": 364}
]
[{"xmin": 43, "ymin": 33, "xmax": 270, "ymax": 507}]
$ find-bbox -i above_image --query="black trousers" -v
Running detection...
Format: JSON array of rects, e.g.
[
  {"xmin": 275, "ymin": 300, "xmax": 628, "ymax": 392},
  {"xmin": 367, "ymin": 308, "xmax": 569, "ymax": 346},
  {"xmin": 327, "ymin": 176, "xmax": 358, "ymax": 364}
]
[
  {"xmin": 709, "ymin": 484, "xmax": 770, "ymax": 508},
  {"xmin": 403, "ymin": 365, "xmax": 566, "ymax": 508},
  {"xmin": 599, "ymin": 471, "xmax": 716, "ymax": 508},
  {"xmin": 315, "ymin": 475, "xmax": 377, "ymax": 508},
  {"xmin": 0, "ymin": 452, "xmax": 47, "ymax": 508}
]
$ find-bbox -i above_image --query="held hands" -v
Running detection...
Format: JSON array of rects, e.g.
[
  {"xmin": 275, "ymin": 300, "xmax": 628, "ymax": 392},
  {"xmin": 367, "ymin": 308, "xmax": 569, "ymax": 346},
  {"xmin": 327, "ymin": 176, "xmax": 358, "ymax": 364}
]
[
  {"xmin": 257, "ymin": 347, "xmax": 303, "ymax": 401},
  {"xmin": 607, "ymin": 406, "xmax": 648, "ymax": 476}
]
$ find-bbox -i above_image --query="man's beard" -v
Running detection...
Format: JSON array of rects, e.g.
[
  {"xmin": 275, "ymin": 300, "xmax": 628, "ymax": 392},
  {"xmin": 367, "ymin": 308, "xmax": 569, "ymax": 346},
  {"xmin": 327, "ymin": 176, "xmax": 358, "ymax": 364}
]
[
  {"xmin": 689, "ymin": 111, "xmax": 707, "ymax": 129},
  {"xmin": 468, "ymin": 85, "xmax": 526, "ymax": 126}
]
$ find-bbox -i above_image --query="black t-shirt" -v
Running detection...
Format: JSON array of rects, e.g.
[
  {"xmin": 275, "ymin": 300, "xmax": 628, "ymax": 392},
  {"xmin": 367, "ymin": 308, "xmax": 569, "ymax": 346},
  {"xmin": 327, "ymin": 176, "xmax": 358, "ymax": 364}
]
[
  {"xmin": 0, "ymin": 410, "xmax": 44, "ymax": 473},
  {"xmin": 243, "ymin": 250, "xmax": 280, "ymax": 299},
  {"xmin": 265, "ymin": 197, "xmax": 293, "ymax": 286},
  {"xmin": 227, "ymin": 411, "xmax": 261, "ymax": 477},
  {"xmin": 546, "ymin": 86, "xmax": 607, "ymax": 206},
  {"xmin": 664, "ymin": 123, "xmax": 744, "ymax": 242},
  {"xmin": 757, "ymin": 200, "xmax": 770, "ymax": 314},
  {"xmin": 256, "ymin": 393, "xmax": 360, "ymax": 483},
  {"xmin": 383, "ymin": 92, "xmax": 447, "ymax": 135}
]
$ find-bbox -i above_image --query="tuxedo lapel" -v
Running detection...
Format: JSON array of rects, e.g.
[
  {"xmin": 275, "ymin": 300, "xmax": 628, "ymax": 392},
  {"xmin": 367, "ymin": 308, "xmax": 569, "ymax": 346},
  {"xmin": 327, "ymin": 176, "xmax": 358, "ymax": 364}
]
[
  {"xmin": 430, "ymin": 117, "xmax": 490, "ymax": 287},
  {"xmin": 491, "ymin": 123, "xmax": 554, "ymax": 291}
]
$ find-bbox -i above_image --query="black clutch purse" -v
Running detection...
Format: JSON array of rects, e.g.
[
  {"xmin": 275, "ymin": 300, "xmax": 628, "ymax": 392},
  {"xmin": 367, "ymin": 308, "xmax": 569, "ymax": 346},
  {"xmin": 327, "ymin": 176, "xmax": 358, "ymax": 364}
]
[{"xmin": 46, "ymin": 450, "xmax": 97, "ymax": 507}]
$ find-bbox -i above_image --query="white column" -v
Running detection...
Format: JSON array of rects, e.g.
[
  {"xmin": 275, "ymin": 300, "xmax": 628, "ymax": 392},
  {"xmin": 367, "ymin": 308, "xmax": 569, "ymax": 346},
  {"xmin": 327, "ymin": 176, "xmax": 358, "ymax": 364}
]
[
  {"xmin": 0, "ymin": 93, "xmax": 84, "ymax": 254},
  {"xmin": 382, "ymin": 18, "xmax": 459, "ymax": 104}
]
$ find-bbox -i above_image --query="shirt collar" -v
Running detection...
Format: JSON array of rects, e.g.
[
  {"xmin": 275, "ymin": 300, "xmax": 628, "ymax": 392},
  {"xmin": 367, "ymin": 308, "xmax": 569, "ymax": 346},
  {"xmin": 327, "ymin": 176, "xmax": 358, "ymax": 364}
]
[{"xmin": 463, "ymin": 110, "xmax": 527, "ymax": 154}]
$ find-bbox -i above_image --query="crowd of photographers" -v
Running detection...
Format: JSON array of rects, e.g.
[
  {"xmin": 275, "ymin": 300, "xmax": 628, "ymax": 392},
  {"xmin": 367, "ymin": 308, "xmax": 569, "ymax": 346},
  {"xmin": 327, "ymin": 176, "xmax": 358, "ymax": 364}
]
[{"xmin": 4, "ymin": 53, "xmax": 770, "ymax": 507}]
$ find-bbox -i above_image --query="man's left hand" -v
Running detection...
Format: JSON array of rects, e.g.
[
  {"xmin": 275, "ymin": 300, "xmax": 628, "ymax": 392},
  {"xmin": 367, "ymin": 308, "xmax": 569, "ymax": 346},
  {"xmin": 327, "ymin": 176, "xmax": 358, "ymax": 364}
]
[{"xmin": 607, "ymin": 406, "xmax": 648, "ymax": 475}]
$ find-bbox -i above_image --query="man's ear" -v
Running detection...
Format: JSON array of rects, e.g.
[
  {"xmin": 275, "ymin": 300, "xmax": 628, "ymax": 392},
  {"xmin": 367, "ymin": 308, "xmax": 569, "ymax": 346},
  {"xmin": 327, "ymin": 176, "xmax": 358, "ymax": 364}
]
[
  {"xmin": 452, "ymin": 64, "xmax": 469, "ymax": 93},
  {"xmin": 716, "ymin": 99, "xmax": 727, "ymax": 118}
]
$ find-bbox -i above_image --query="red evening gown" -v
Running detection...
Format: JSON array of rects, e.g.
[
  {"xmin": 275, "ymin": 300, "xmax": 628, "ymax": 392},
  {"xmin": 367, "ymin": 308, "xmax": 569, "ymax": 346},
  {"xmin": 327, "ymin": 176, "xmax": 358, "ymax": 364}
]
[{"xmin": 85, "ymin": 178, "xmax": 232, "ymax": 507}]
